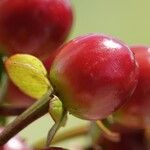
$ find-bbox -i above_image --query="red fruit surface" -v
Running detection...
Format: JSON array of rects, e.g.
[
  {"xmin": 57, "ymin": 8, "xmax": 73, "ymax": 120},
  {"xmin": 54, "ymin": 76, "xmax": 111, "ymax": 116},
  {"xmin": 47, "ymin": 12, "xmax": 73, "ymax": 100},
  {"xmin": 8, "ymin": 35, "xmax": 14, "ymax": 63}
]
[
  {"xmin": 115, "ymin": 46, "xmax": 150, "ymax": 128},
  {"xmin": 50, "ymin": 34, "xmax": 138, "ymax": 120},
  {"xmin": 43, "ymin": 48, "xmax": 60, "ymax": 71},
  {"xmin": 0, "ymin": 128, "xmax": 31, "ymax": 150},
  {"xmin": 0, "ymin": 0, "xmax": 73, "ymax": 59},
  {"xmin": 5, "ymin": 80, "xmax": 35, "ymax": 107}
]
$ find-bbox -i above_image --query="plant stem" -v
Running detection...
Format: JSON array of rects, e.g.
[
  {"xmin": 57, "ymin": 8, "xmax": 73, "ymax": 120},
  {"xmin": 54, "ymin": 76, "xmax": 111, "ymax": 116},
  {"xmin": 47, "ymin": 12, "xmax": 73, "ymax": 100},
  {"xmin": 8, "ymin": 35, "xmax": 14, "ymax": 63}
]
[
  {"xmin": 0, "ymin": 104, "xmax": 30, "ymax": 116},
  {"xmin": 52, "ymin": 124, "xmax": 89, "ymax": 144},
  {"xmin": 0, "ymin": 91, "xmax": 53, "ymax": 145},
  {"xmin": 34, "ymin": 125, "xmax": 90, "ymax": 148},
  {"xmin": 46, "ymin": 110, "xmax": 67, "ymax": 147},
  {"xmin": 96, "ymin": 120, "xmax": 120, "ymax": 142}
]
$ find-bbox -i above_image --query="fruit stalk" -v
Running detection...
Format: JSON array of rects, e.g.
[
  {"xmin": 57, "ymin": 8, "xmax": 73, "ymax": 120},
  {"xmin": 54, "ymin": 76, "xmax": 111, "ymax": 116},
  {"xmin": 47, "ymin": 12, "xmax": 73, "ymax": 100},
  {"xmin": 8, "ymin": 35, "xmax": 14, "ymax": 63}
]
[
  {"xmin": 96, "ymin": 120, "xmax": 120, "ymax": 142},
  {"xmin": 0, "ymin": 104, "xmax": 30, "ymax": 116},
  {"xmin": 34, "ymin": 125, "xmax": 89, "ymax": 149},
  {"xmin": 46, "ymin": 110, "xmax": 67, "ymax": 147},
  {"xmin": 0, "ymin": 90, "xmax": 53, "ymax": 145}
]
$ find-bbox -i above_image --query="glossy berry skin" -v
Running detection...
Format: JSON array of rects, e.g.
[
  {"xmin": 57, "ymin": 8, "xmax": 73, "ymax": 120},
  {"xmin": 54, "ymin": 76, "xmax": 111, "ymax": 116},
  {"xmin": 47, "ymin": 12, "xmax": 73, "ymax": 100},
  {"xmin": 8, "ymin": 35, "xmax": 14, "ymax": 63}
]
[
  {"xmin": 0, "ymin": 128, "xmax": 31, "ymax": 150},
  {"xmin": 115, "ymin": 46, "xmax": 150, "ymax": 128},
  {"xmin": 43, "ymin": 48, "xmax": 60, "ymax": 71},
  {"xmin": 0, "ymin": 0, "xmax": 73, "ymax": 59},
  {"xmin": 50, "ymin": 34, "xmax": 138, "ymax": 120}
]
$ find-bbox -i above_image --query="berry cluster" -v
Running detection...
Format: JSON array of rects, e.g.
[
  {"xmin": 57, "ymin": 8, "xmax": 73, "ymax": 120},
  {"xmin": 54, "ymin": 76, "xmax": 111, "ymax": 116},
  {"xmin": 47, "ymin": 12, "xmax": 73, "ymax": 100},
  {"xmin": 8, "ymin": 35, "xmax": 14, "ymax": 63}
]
[{"xmin": 0, "ymin": 0, "xmax": 149, "ymax": 150}]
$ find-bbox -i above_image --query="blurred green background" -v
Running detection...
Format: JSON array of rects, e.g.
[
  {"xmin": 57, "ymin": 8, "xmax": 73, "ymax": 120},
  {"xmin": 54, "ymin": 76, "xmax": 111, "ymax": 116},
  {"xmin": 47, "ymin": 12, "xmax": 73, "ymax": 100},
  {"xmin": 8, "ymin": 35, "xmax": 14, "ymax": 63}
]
[
  {"xmin": 71, "ymin": 0, "xmax": 150, "ymax": 45},
  {"xmin": 9, "ymin": 0, "xmax": 150, "ymax": 149}
]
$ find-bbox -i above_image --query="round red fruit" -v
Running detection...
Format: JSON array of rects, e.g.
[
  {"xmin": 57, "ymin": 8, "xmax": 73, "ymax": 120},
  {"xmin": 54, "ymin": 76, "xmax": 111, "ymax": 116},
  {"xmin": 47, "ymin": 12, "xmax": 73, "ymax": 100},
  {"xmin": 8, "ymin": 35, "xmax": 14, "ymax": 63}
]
[
  {"xmin": 115, "ymin": 46, "xmax": 150, "ymax": 128},
  {"xmin": 50, "ymin": 34, "xmax": 139, "ymax": 120},
  {"xmin": 6, "ymin": 80, "xmax": 35, "ymax": 107},
  {"xmin": 0, "ymin": 0, "xmax": 73, "ymax": 59}
]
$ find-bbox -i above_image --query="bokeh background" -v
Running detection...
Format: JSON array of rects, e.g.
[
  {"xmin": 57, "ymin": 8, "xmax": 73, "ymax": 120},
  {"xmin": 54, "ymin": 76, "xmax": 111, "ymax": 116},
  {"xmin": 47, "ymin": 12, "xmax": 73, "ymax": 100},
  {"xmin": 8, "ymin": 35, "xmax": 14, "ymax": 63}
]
[{"xmin": 9, "ymin": 0, "xmax": 150, "ymax": 149}]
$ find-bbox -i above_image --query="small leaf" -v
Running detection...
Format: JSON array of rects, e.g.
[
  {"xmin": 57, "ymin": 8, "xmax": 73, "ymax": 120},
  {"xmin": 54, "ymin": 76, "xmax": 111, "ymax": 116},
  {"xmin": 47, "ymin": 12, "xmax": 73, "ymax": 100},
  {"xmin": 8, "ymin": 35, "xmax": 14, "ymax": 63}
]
[
  {"xmin": 47, "ymin": 96, "xmax": 67, "ymax": 146},
  {"xmin": 46, "ymin": 110, "xmax": 67, "ymax": 147},
  {"xmin": 49, "ymin": 96, "xmax": 64, "ymax": 123},
  {"xmin": 5, "ymin": 54, "xmax": 52, "ymax": 99},
  {"xmin": 49, "ymin": 96, "xmax": 67, "ymax": 126}
]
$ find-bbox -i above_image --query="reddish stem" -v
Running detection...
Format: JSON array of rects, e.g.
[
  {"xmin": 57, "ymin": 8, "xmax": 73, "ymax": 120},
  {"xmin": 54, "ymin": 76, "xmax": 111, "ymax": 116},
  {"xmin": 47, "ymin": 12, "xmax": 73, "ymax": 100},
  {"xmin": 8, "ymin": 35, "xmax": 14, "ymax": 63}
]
[
  {"xmin": 0, "ymin": 104, "xmax": 30, "ymax": 116},
  {"xmin": 0, "ymin": 91, "xmax": 53, "ymax": 145}
]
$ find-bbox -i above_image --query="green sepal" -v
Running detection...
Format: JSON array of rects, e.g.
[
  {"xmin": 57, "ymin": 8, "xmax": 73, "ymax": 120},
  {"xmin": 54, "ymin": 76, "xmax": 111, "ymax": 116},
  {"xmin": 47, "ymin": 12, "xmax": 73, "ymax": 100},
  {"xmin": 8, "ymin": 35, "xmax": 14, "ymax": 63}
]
[
  {"xmin": 5, "ymin": 54, "xmax": 52, "ymax": 99},
  {"xmin": 49, "ymin": 95, "xmax": 67, "ymax": 126}
]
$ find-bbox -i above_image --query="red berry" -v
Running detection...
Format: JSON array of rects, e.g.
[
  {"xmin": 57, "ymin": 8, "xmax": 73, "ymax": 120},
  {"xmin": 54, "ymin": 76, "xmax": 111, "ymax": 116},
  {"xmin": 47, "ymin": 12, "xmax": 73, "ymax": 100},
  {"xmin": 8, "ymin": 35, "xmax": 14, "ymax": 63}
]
[
  {"xmin": 43, "ymin": 48, "xmax": 60, "ymax": 71},
  {"xmin": 0, "ymin": 0, "xmax": 73, "ymax": 59},
  {"xmin": 115, "ymin": 46, "xmax": 150, "ymax": 128},
  {"xmin": 50, "ymin": 34, "xmax": 138, "ymax": 120},
  {"xmin": 6, "ymin": 80, "xmax": 34, "ymax": 107}
]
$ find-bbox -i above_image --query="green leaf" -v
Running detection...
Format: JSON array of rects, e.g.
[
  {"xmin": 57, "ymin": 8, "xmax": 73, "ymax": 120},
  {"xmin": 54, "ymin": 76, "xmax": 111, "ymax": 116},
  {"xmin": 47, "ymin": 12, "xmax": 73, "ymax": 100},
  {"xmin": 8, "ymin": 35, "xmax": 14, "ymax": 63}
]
[
  {"xmin": 49, "ymin": 96, "xmax": 64, "ymax": 123},
  {"xmin": 46, "ymin": 109, "xmax": 67, "ymax": 147},
  {"xmin": 5, "ymin": 54, "xmax": 52, "ymax": 99}
]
